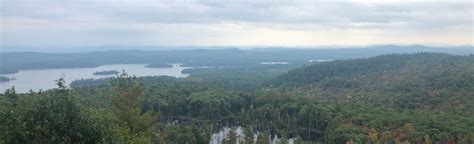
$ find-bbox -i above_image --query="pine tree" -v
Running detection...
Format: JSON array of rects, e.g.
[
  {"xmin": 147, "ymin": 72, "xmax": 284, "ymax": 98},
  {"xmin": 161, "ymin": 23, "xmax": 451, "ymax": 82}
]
[
  {"xmin": 109, "ymin": 72, "xmax": 153, "ymax": 142},
  {"xmin": 256, "ymin": 131, "xmax": 269, "ymax": 144},
  {"xmin": 243, "ymin": 127, "xmax": 254, "ymax": 144},
  {"xmin": 223, "ymin": 128, "xmax": 239, "ymax": 144},
  {"xmin": 4, "ymin": 86, "xmax": 17, "ymax": 106},
  {"xmin": 279, "ymin": 134, "xmax": 289, "ymax": 144}
]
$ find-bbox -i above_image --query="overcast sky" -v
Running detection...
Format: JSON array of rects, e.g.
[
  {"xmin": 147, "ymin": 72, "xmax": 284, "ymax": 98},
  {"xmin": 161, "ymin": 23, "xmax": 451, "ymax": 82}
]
[{"xmin": 1, "ymin": 0, "xmax": 473, "ymax": 48}]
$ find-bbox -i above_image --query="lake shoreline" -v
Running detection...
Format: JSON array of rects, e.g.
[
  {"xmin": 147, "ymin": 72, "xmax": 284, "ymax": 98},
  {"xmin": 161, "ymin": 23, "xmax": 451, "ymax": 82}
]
[{"xmin": 0, "ymin": 64, "xmax": 189, "ymax": 93}]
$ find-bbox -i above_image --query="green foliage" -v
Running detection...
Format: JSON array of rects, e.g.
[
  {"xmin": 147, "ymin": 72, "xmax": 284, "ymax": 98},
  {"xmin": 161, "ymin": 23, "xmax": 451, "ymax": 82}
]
[
  {"xmin": 1, "ymin": 53, "xmax": 473, "ymax": 143},
  {"xmin": 256, "ymin": 131, "xmax": 270, "ymax": 144},
  {"xmin": 279, "ymin": 137, "xmax": 288, "ymax": 144},
  {"xmin": 4, "ymin": 86, "xmax": 17, "ymax": 106},
  {"xmin": 223, "ymin": 128, "xmax": 239, "ymax": 144},
  {"xmin": 184, "ymin": 64, "xmax": 298, "ymax": 91},
  {"xmin": 154, "ymin": 124, "xmax": 210, "ymax": 144},
  {"xmin": 243, "ymin": 127, "xmax": 254, "ymax": 144},
  {"xmin": 0, "ymin": 78, "xmax": 105, "ymax": 143},
  {"xmin": 108, "ymin": 72, "xmax": 154, "ymax": 142}
]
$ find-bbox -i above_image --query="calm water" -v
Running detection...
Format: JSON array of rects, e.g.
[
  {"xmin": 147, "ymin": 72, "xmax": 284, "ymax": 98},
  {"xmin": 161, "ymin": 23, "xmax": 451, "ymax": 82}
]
[
  {"xmin": 210, "ymin": 126, "xmax": 295, "ymax": 144},
  {"xmin": 260, "ymin": 62, "xmax": 291, "ymax": 65},
  {"xmin": 0, "ymin": 64, "xmax": 189, "ymax": 93}
]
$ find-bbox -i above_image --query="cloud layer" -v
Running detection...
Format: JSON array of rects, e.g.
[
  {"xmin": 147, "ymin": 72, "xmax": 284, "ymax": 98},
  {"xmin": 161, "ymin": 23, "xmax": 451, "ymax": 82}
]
[{"xmin": 1, "ymin": 0, "xmax": 473, "ymax": 47}]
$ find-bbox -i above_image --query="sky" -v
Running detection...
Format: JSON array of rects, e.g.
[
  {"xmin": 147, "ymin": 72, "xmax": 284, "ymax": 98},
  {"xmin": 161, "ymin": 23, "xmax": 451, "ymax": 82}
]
[{"xmin": 1, "ymin": 0, "xmax": 473, "ymax": 49}]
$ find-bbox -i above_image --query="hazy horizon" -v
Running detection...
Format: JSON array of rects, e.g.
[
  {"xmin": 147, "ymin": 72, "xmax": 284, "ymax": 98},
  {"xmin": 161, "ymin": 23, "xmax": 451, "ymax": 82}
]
[{"xmin": 1, "ymin": 44, "xmax": 473, "ymax": 53}]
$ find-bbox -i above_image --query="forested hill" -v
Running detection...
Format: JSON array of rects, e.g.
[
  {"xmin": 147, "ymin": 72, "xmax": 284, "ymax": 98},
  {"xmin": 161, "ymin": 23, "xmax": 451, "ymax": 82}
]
[
  {"xmin": 271, "ymin": 53, "xmax": 474, "ymax": 111},
  {"xmin": 272, "ymin": 53, "xmax": 474, "ymax": 87}
]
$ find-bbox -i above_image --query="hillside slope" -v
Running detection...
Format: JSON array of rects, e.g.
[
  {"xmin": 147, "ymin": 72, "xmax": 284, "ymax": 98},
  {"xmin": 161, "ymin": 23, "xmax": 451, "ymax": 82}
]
[{"xmin": 272, "ymin": 53, "xmax": 474, "ymax": 111}]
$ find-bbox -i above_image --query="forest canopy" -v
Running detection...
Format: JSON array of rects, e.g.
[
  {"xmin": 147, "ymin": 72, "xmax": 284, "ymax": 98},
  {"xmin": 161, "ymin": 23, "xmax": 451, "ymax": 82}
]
[{"xmin": 1, "ymin": 53, "xmax": 473, "ymax": 143}]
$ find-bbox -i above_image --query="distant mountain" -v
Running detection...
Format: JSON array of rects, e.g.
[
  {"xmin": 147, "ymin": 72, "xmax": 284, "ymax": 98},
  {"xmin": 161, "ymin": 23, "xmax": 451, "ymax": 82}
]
[
  {"xmin": 0, "ymin": 45, "xmax": 238, "ymax": 53},
  {"xmin": 1, "ymin": 45, "xmax": 472, "ymax": 74},
  {"xmin": 1, "ymin": 45, "xmax": 471, "ymax": 53}
]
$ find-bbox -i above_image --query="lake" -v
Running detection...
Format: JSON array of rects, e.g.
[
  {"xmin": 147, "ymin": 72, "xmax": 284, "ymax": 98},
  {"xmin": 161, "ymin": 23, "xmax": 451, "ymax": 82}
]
[{"xmin": 0, "ymin": 64, "xmax": 189, "ymax": 93}]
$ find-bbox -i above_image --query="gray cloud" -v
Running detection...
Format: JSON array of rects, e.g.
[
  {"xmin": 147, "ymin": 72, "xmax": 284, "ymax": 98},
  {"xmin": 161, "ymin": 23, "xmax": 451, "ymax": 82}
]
[{"xmin": 1, "ymin": 0, "xmax": 472, "ymax": 47}]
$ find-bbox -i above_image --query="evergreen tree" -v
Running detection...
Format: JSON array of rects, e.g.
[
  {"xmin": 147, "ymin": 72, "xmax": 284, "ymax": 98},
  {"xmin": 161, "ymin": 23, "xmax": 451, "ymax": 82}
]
[
  {"xmin": 223, "ymin": 128, "xmax": 239, "ymax": 144},
  {"xmin": 4, "ymin": 86, "xmax": 17, "ymax": 106},
  {"xmin": 20, "ymin": 77, "xmax": 103, "ymax": 143},
  {"xmin": 109, "ymin": 72, "xmax": 153, "ymax": 142},
  {"xmin": 243, "ymin": 127, "xmax": 254, "ymax": 144},
  {"xmin": 279, "ymin": 134, "xmax": 289, "ymax": 144},
  {"xmin": 256, "ymin": 131, "xmax": 269, "ymax": 144}
]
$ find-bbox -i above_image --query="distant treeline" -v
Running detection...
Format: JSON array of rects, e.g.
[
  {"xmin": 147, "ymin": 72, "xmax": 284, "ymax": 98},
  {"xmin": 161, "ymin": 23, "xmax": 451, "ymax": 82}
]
[
  {"xmin": 145, "ymin": 63, "xmax": 173, "ymax": 68},
  {"xmin": 0, "ymin": 76, "xmax": 10, "ymax": 82},
  {"xmin": 1, "ymin": 45, "xmax": 472, "ymax": 74},
  {"xmin": 93, "ymin": 70, "xmax": 119, "ymax": 75}
]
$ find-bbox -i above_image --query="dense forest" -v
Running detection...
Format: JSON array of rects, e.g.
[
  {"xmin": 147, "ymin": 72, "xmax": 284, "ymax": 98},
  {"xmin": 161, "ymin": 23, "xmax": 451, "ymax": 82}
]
[{"xmin": 1, "ymin": 53, "xmax": 473, "ymax": 143}]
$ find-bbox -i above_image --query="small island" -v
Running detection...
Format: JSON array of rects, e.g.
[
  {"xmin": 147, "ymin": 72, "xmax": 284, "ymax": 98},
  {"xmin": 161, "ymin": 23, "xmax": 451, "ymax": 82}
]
[
  {"xmin": 0, "ymin": 76, "xmax": 11, "ymax": 82},
  {"xmin": 0, "ymin": 69, "xmax": 19, "ymax": 75},
  {"xmin": 145, "ymin": 63, "xmax": 173, "ymax": 68},
  {"xmin": 93, "ymin": 70, "xmax": 119, "ymax": 75}
]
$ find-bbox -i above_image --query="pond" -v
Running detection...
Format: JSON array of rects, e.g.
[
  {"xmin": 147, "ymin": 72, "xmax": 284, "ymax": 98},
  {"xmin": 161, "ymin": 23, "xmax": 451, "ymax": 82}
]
[{"xmin": 211, "ymin": 126, "xmax": 296, "ymax": 144}]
